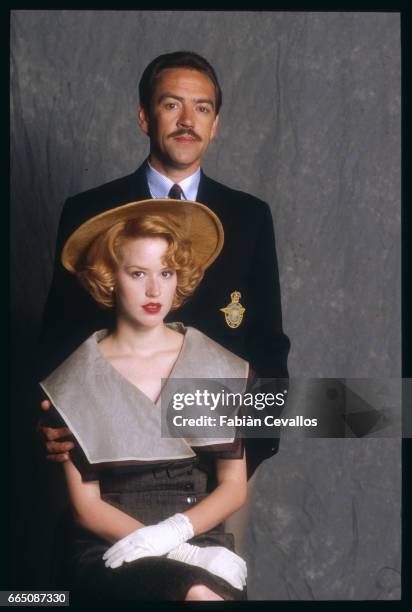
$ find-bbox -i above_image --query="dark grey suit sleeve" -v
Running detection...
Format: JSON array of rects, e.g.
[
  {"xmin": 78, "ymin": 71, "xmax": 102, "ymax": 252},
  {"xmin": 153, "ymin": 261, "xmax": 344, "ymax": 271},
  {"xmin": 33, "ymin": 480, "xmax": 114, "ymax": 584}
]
[
  {"xmin": 243, "ymin": 216, "xmax": 290, "ymax": 472},
  {"xmin": 245, "ymin": 202, "xmax": 290, "ymax": 379}
]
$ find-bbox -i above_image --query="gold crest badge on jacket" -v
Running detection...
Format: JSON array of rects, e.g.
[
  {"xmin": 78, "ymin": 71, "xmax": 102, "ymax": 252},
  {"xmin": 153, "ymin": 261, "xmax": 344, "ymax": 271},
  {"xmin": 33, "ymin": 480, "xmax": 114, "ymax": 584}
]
[{"xmin": 220, "ymin": 291, "xmax": 245, "ymax": 329}]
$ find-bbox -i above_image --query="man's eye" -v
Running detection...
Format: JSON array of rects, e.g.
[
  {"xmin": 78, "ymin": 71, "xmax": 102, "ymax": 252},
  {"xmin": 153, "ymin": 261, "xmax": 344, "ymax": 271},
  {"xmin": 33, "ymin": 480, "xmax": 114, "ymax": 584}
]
[
  {"xmin": 198, "ymin": 106, "xmax": 210, "ymax": 113},
  {"xmin": 165, "ymin": 102, "xmax": 177, "ymax": 109}
]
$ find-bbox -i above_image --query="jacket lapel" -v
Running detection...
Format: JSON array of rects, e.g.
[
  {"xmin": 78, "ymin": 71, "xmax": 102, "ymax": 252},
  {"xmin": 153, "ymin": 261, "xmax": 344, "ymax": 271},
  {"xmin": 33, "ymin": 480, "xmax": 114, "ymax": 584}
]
[
  {"xmin": 196, "ymin": 170, "xmax": 226, "ymax": 217},
  {"xmin": 129, "ymin": 161, "xmax": 152, "ymax": 201}
]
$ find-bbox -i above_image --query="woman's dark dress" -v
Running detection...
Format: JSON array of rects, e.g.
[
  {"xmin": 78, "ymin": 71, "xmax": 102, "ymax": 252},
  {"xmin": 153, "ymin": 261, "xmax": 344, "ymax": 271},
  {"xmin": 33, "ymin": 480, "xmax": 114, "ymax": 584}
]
[
  {"xmin": 43, "ymin": 326, "xmax": 249, "ymax": 601},
  {"xmin": 53, "ymin": 455, "xmax": 247, "ymax": 601}
]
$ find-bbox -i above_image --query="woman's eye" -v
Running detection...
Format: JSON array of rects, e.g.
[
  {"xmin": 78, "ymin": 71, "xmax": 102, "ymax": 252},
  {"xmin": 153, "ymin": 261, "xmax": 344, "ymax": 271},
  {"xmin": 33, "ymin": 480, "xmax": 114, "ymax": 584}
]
[
  {"xmin": 161, "ymin": 270, "xmax": 174, "ymax": 278},
  {"xmin": 131, "ymin": 271, "xmax": 144, "ymax": 278}
]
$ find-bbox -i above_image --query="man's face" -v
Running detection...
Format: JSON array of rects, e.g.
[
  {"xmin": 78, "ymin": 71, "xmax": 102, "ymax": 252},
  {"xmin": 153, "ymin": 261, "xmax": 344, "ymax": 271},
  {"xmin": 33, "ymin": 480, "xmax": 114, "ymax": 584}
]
[{"xmin": 138, "ymin": 68, "xmax": 219, "ymax": 174}]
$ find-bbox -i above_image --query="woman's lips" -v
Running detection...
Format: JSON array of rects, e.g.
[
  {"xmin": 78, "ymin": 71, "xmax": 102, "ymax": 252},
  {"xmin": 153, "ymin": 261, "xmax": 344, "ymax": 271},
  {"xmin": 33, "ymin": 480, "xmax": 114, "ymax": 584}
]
[{"xmin": 142, "ymin": 303, "xmax": 162, "ymax": 314}]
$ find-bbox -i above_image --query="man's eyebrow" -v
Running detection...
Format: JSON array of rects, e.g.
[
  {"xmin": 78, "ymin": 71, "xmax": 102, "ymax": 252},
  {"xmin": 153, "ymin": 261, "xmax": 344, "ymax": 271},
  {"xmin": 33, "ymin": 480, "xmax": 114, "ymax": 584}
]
[
  {"xmin": 158, "ymin": 93, "xmax": 215, "ymax": 108},
  {"xmin": 195, "ymin": 98, "xmax": 215, "ymax": 107}
]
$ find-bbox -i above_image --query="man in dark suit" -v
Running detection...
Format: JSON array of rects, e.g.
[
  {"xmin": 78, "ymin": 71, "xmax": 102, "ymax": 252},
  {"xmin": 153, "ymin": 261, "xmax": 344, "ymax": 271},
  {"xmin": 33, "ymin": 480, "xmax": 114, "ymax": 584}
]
[{"xmin": 38, "ymin": 51, "xmax": 290, "ymax": 478}]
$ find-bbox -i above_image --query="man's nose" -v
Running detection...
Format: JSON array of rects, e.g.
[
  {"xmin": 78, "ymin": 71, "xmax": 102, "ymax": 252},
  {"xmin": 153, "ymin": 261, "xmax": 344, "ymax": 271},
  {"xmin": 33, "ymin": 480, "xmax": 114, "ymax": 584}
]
[
  {"xmin": 177, "ymin": 105, "xmax": 194, "ymax": 128},
  {"xmin": 145, "ymin": 276, "xmax": 160, "ymax": 297}
]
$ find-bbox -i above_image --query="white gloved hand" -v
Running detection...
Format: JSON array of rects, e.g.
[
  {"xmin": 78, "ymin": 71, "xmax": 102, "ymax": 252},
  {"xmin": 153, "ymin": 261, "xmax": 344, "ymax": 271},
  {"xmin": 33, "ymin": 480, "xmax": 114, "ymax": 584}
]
[
  {"xmin": 103, "ymin": 513, "xmax": 194, "ymax": 569},
  {"xmin": 167, "ymin": 543, "xmax": 247, "ymax": 590}
]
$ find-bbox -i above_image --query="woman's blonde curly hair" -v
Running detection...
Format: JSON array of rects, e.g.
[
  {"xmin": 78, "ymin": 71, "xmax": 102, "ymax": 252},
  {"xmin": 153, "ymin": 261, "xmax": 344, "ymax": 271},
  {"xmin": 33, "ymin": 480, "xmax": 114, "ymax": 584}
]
[{"xmin": 75, "ymin": 214, "xmax": 204, "ymax": 310}]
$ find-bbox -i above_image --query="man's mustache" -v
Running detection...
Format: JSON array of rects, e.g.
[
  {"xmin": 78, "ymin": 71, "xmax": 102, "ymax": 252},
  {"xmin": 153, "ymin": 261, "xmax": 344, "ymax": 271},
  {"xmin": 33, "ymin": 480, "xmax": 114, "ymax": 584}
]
[{"xmin": 168, "ymin": 129, "xmax": 202, "ymax": 142}]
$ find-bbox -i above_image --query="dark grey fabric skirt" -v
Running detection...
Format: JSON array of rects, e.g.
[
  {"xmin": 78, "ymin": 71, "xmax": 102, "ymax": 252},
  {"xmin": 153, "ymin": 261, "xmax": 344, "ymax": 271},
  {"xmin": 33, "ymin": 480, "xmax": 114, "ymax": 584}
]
[{"xmin": 52, "ymin": 458, "xmax": 247, "ymax": 601}]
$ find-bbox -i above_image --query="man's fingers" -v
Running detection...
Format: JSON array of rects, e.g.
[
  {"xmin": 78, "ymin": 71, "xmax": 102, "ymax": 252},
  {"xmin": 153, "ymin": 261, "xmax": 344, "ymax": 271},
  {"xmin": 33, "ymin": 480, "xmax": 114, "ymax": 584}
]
[
  {"xmin": 46, "ymin": 440, "xmax": 74, "ymax": 454},
  {"xmin": 41, "ymin": 426, "xmax": 73, "ymax": 442},
  {"xmin": 46, "ymin": 453, "xmax": 70, "ymax": 463},
  {"xmin": 40, "ymin": 400, "xmax": 51, "ymax": 411}
]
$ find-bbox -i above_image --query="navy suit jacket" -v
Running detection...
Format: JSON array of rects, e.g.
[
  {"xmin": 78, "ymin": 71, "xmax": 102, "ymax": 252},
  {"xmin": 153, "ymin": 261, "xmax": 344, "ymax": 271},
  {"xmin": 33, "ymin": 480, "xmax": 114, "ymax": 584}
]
[{"xmin": 39, "ymin": 163, "xmax": 290, "ymax": 477}]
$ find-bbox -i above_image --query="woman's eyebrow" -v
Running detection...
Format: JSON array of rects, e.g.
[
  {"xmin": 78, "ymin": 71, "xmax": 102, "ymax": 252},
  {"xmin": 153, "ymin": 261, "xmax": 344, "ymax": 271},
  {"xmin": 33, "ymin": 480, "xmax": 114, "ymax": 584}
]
[
  {"xmin": 125, "ymin": 264, "xmax": 173, "ymax": 270},
  {"xmin": 125, "ymin": 264, "xmax": 149, "ymax": 270}
]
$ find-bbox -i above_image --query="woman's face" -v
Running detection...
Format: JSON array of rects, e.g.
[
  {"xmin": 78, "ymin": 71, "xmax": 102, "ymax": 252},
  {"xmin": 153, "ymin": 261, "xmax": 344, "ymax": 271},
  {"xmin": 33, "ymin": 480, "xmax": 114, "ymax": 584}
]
[{"xmin": 114, "ymin": 236, "xmax": 177, "ymax": 328}]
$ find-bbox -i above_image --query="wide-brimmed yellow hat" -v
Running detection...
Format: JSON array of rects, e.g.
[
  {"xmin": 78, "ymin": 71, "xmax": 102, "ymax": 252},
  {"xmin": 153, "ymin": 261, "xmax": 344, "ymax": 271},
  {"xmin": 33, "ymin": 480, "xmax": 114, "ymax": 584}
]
[{"xmin": 62, "ymin": 198, "xmax": 225, "ymax": 273}]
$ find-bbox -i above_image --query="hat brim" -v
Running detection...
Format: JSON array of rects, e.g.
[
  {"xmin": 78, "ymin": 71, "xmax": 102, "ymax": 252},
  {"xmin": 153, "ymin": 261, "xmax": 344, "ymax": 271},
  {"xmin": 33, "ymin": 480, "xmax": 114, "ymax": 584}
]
[{"xmin": 61, "ymin": 198, "xmax": 224, "ymax": 273}]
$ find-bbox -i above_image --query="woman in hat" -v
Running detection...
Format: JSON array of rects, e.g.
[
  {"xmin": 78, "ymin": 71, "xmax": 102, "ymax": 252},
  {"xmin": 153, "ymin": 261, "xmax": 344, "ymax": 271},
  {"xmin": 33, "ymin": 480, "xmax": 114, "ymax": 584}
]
[{"xmin": 40, "ymin": 199, "xmax": 250, "ymax": 601}]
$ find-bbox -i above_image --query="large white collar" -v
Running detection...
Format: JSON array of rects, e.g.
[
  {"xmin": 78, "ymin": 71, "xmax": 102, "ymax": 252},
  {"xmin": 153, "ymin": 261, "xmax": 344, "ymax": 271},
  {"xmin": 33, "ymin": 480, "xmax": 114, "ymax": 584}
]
[{"xmin": 40, "ymin": 326, "xmax": 248, "ymax": 466}]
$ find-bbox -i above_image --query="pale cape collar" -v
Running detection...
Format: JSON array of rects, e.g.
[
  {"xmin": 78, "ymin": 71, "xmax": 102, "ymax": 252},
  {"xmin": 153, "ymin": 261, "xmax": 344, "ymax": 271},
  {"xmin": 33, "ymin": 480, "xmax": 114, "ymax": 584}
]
[{"xmin": 40, "ymin": 324, "xmax": 247, "ymax": 465}]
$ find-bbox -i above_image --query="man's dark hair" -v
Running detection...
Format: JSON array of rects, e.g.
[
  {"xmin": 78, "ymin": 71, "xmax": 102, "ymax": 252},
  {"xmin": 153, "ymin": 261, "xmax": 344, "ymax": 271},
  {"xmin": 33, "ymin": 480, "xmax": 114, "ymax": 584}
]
[{"xmin": 139, "ymin": 51, "xmax": 222, "ymax": 115}]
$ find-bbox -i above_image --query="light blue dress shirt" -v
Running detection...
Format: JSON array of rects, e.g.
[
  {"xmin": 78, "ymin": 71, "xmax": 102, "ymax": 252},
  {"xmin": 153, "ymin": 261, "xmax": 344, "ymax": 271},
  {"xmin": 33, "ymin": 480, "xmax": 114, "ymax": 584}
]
[{"xmin": 146, "ymin": 160, "xmax": 201, "ymax": 201}]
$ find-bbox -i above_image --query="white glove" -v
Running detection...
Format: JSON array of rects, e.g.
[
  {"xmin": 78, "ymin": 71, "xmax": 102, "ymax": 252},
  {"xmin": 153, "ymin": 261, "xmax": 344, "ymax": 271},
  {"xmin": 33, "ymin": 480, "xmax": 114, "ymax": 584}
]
[
  {"xmin": 167, "ymin": 543, "xmax": 247, "ymax": 590},
  {"xmin": 103, "ymin": 513, "xmax": 194, "ymax": 569}
]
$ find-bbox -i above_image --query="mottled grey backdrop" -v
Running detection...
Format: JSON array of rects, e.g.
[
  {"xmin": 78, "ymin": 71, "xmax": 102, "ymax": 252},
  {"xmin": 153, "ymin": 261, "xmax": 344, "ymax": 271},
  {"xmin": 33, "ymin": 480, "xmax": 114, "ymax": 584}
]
[{"xmin": 10, "ymin": 10, "xmax": 401, "ymax": 599}]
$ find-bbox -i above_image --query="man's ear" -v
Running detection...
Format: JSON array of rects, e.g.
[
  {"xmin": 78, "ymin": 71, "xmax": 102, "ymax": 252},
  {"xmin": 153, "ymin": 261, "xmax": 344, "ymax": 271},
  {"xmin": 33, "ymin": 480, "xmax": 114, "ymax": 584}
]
[
  {"xmin": 210, "ymin": 114, "xmax": 219, "ymax": 141},
  {"xmin": 138, "ymin": 106, "xmax": 150, "ymax": 135}
]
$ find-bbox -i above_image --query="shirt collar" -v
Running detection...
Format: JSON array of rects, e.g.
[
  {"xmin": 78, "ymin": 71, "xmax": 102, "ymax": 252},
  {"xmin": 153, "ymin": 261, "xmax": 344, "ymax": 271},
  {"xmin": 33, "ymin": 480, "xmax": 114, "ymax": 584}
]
[{"xmin": 145, "ymin": 160, "xmax": 201, "ymax": 201}]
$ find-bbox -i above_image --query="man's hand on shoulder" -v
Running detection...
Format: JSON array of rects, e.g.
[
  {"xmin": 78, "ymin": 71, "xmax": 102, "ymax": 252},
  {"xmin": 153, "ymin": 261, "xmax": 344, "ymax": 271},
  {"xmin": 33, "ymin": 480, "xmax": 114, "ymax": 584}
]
[{"xmin": 36, "ymin": 400, "xmax": 74, "ymax": 462}]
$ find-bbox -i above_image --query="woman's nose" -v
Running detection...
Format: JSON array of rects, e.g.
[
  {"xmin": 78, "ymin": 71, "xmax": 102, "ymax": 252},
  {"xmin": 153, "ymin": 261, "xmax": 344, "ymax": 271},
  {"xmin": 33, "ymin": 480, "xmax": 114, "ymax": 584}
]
[{"xmin": 145, "ymin": 277, "xmax": 160, "ymax": 297}]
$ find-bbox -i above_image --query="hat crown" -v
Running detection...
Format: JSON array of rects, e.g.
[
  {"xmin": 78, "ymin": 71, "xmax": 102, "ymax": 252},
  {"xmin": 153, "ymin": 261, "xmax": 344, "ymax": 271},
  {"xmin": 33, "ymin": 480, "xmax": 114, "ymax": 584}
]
[{"xmin": 62, "ymin": 198, "xmax": 224, "ymax": 274}]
